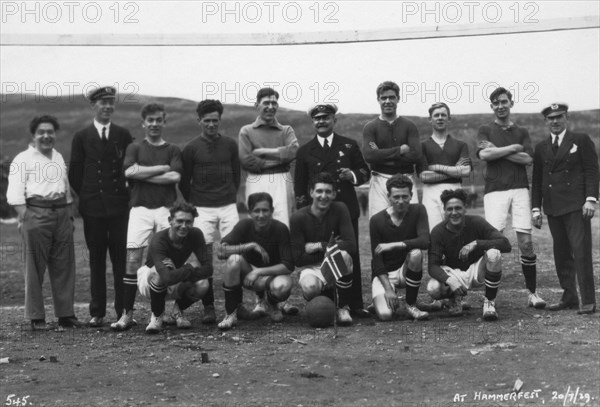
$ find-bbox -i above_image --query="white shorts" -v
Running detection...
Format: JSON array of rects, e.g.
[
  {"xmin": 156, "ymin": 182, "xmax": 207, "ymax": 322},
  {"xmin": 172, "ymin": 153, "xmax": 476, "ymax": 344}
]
[
  {"xmin": 194, "ymin": 204, "xmax": 239, "ymax": 244},
  {"xmin": 439, "ymin": 258, "xmax": 486, "ymax": 292},
  {"xmin": 368, "ymin": 172, "xmax": 418, "ymax": 219},
  {"xmin": 483, "ymin": 188, "xmax": 532, "ymax": 233},
  {"xmin": 298, "ymin": 265, "xmax": 328, "ymax": 287},
  {"xmin": 422, "ymin": 182, "xmax": 461, "ymax": 231},
  {"xmin": 137, "ymin": 265, "xmax": 178, "ymax": 299},
  {"xmin": 127, "ymin": 206, "xmax": 171, "ymax": 248},
  {"xmin": 137, "ymin": 264, "xmax": 207, "ymax": 300},
  {"xmin": 245, "ymin": 171, "xmax": 293, "ymax": 227},
  {"xmin": 371, "ymin": 264, "xmax": 408, "ymax": 298}
]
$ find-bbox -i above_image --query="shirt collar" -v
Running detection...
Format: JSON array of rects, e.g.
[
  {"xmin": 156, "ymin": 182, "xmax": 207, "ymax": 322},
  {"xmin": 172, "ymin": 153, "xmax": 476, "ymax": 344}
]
[
  {"xmin": 551, "ymin": 129, "xmax": 566, "ymax": 144},
  {"xmin": 316, "ymin": 133, "xmax": 334, "ymax": 147},
  {"xmin": 27, "ymin": 144, "xmax": 55, "ymax": 160},
  {"xmin": 93, "ymin": 120, "xmax": 111, "ymax": 137},
  {"xmin": 252, "ymin": 116, "xmax": 282, "ymax": 130}
]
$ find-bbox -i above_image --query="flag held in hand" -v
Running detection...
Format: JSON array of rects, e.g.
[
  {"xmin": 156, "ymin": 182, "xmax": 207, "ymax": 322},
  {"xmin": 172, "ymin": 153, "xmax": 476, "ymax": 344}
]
[{"xmin": 320, "ymin": 233, "xmax": 351, "ymax": 285}]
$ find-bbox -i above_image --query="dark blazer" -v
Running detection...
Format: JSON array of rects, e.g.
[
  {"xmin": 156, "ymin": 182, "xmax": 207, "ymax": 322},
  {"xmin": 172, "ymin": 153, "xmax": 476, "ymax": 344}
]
[
  {"xmin": 294, "ymin": 133, "xmax": 370, "ymax": 220},
  {"xmin": 532, "ymin": 131, "xmax": 599, "ymax": 216},
  {"xmin": 69, "ymin": 123, "xmax": 133, "ymax": 218}
]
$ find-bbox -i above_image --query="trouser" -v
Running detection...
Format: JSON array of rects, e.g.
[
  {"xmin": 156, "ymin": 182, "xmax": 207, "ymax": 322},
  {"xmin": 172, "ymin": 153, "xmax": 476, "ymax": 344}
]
[
  {"xmin": 83, "ymin": 213, "xmax": 129, "ymax": 318},
  {"xmin": 21, "ymin": 205, "xmax": 75, "ymax": 320},
  {"xmin": 348, "ymin": 216, "xmax": 364, "ymax": 309},
  {"xmin": 547, "ymin": 210, "xmax": 596, "ymax": 306}
]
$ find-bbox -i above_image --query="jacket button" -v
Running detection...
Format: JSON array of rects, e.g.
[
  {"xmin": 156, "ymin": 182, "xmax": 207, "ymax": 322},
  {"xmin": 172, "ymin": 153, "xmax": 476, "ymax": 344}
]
[{"xmin": 549, "ymin": 184, "xmax": 552, "ymax": 187}]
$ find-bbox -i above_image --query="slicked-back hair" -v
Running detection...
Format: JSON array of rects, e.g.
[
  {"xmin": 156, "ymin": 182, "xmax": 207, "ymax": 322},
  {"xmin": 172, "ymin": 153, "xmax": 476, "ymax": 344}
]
[
  {"xmin": 376, "ymin": 81, "xmax": 400, "ymax": 98},
  {"xmin": 169, "ymin": 201, "xmax": 198, "ymax": 218},
  {"xmin": 248, "ymin": 192, "xmax": 274, "ymax": 211},
  {"xmin": 29, "ymin": 115, "xmax": 60, "ymax": 134},
  {"xmin": 440, "ymin": 189, "xmax": 468, "ymax": 207},
  {"xmin": 489, "ymin": 87, "xmax": 513, "ymax": 103},
  {"xmin": 309, "ymin": 172, "xmax": 336, "ymax": 191},
  {"xmin": 196, "ymin": 99, "xmax": 224, "ymax": 118},
  {"xmin": 256, "ymin": 88, "xmax": 279, "ymax": 103},
  {"xmin": 386, "ymin": 173, "xmax": 413, "ymax": 193},
  {"xmin": 428, "ymin": 102, "xmax": 451, "ymax": 118},
  {"xmin": 141, "ymin": 102, "xmax": 166, "ymax": 120}
]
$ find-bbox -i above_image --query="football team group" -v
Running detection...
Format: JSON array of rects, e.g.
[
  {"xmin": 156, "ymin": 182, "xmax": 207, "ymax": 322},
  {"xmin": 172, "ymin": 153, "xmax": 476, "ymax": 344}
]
[{"xmin": 6, "ymin": 81, "xmax": 599, "ymax": 334}]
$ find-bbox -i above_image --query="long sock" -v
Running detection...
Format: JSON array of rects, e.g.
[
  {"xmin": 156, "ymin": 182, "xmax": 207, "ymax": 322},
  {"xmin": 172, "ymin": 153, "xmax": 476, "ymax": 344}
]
[
  {"xmin": 149, "ymin": 281, "xmax": 167, "ymax": 316},
  {"xmin": 484, "ymin": 272, "xmax": 501, "ymax": 301},
  {"xmin": 223, "ymin": 284, "xmax": 242, "ymax": 314},
  {"xmin": 335, "ymin": 275, "xmax": 353, "ymax": 308},
  {"xmin": 520, "ymin": 254, "xmax": 537, "ymax": 292},
  {"xmin": 404, "ymin": 268, "xmax": 423, "ymax": 306},
  {"xmin": 123, "ymin": 273, "xmax": 138, "ymax": 312},
  {"xmin": 202, "ymin": 278, "xmax": 214, "ymax": 307}
]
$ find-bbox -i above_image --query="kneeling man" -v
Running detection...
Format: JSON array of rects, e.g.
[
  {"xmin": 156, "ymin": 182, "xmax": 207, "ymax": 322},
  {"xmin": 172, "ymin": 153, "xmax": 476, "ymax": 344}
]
[
  {"xmin": 137, "ymin": 202, "xmax": 213, "ymax": 333},
  {"xmin": 427, "ymin": 189, "xmax": 511, "ymax": 321},
  {"xmin": 217, "ymin": 192, "xmax": 294, "ymax": 330},
  {"xmin": 370, "ymin": 174, "xmax": 430, "ymax": 321},
  {"xmin": 290, "ymin": 172, "xmax": 356, "ymax": 325}
]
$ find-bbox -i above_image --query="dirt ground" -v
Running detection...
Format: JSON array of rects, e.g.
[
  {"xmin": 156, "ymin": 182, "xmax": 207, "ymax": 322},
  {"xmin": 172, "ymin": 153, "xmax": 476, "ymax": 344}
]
[{"xmin": 1, "ymin": 210, "xmax": 599, "ymax": 407}]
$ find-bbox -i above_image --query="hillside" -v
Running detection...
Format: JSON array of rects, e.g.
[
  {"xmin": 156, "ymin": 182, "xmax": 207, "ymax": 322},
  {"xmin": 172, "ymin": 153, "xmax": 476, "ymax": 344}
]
[{"xmin": 2, "ymin": 94, "xmax": 598, "ymax": 161}]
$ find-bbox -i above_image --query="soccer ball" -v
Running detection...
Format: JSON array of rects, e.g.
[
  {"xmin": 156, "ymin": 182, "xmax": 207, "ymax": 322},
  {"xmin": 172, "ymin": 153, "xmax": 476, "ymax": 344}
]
[{"xmin": 305, "ymin": 296, "xmax": 336, "ymax": 328}]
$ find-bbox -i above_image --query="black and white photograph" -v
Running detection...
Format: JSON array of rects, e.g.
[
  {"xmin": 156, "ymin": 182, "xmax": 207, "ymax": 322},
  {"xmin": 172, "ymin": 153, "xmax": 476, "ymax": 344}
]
[{"xmin": 1, "ymin": 1, "xmax": 599, "ymax": 406}]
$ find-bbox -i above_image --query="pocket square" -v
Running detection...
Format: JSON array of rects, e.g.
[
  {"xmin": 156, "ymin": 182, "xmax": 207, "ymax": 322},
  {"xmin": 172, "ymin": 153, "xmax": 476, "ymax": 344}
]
[{"xmin": 570, "ymin": 144, "xmax": 578, "ymax": 153}]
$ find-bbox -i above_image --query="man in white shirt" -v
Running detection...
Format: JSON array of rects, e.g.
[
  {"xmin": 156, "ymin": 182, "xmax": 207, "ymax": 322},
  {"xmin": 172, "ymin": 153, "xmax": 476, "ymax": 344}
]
[{"xmin": 7, "ymin": 115, "xmax": 77, "ymax": 330}]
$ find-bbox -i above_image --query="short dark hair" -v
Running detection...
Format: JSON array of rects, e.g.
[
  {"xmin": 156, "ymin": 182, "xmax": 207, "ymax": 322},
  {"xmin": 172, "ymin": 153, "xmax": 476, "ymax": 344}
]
[
  {"xmin": 376, "ymin": 81, "xmax": 400, "ymax": 98},
  {"xmin": 247, "ymin": 192, "xmax": 274, "ymax": 211},
  {"xmin": 196, "ymin": 99, "xmax": 224, "ymax": 118},
  {"xmin": 309, "ymin": 172, "xmax": 336, "ymax": 191},
  {"xmin": 440, "ymin": 189, "xmax": 468, "ymax": 207},
  {"xmin": 489, "ymin": 87, "xmax": 513, "ymax": 103},
  {"xmin": 428, "ymin": 102, "xmax": 451, "ymax": 118},
  {"xmin": 256, "ymin": 87, "xmax": 279, "ymax": 103},
  {"xmin": 386, "ymin": 174, "xmax": 413, "ymax": 193},
  {"xmin": 29, "ymin": 115, "xmax": 59, "ymax": 134},
  {"xmin": 169, "ymin": 201, "xmax": 198, "ymax": 218},
  {"xmin": 141, "ymin": 103, "xmax": 166, "ymax": 119}
]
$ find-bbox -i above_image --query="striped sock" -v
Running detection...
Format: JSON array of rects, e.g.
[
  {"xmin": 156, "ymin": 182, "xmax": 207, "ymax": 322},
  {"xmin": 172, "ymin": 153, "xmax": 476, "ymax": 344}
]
[
  {"xmin": 335, "ymin": 275, "xmax": 353, "ymax": 308},
  {"xmin": 520, "ymin": 255, "xmax": 537, "ymax": 293},
  {"xmin": 149, "ymin": 280, "xmax": 168, "ymax": 316},
  {"xmin": 123, "ymin": 273, "xmax": 138, "ymax": 312},
  {"xmin": 405, "ymin": 269, "xmax": 423, "ymax": 306},
  {"xmin": 484, "ymin": 272, "xmax": 501, "ymax": 301}
]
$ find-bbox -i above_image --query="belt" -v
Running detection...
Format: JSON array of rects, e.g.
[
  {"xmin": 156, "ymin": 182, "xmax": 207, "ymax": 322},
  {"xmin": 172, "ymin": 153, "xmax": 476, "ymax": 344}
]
[{"xmin": 26, "ymin": 198, "xmax": 69, "ymax": 209}]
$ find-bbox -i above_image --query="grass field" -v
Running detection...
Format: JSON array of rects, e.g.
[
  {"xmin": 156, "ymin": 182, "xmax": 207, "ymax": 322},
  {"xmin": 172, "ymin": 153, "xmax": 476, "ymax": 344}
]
[{"xmin": 0, "ymin": 207, "xmax": 599, "ymax": 406}]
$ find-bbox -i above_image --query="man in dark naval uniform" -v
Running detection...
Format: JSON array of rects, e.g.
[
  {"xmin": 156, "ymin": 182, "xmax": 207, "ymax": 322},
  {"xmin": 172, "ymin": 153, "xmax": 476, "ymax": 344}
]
[
  {"xmin": 294, "ymin": 103, "xmax": 371, "ymax": 317},
  {"xmin": 69, "ymin": 86, "xmax": 133, "ymax": 327}
]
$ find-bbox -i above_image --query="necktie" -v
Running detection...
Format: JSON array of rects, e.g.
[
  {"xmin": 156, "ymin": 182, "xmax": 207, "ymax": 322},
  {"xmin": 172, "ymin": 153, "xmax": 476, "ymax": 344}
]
[
  {"xmin": 102, "ymin": 127, "xmax": 108, "ymax": 144},
  {"xmin": 552, "ymin": 136, "xmax": 559, "ymax": 155},
  {"xmin": 323, "ymin": 138, "xmax": 329, "ymax": 150}
]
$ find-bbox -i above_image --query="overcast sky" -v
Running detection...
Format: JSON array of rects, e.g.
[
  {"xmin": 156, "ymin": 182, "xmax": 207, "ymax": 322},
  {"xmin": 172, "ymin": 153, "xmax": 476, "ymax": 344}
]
[{"xmin": 1, "ymin": 1, "xmax": 599, "ymax": 115}]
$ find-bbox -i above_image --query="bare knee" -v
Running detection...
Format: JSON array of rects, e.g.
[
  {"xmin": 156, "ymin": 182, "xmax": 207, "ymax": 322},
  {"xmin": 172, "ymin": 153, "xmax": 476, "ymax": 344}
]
[
  {"xmin": 188, "ymin": 279, "xmax": 209, "ymax": 300},
  {"xmin": 406, "ymin": 249, "xmax": 422, "ymax": 271},
  {"xmin": 427, "ymin": 278, "xmax": 446, "ymax": 299},
  {"xmin": 300, "ymin": 277, "xmax": 322, "ymax": 301},
  {"xmin": 270, "ymin": 275, "xmax": 292, "ymax": 300},
  {"xmin": 484, "ymin": 249, "xmax": 502, "ymax": 273},
  {"xmin": 373, "ymin": 296, "xmax": 393, "ymax": 321}
]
